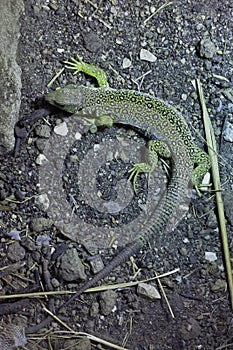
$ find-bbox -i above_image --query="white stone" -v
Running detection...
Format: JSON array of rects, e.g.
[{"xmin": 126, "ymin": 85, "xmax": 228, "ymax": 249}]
[
  {"xmin": 35, "ymin": 154, "xmax": 48, "ymax": 165},
  {"xmin": 54, "ymin": 122, "xmax": 68, "ymax": 136},
  {"xmin": 202, "ymin": 172, "xmax": 211, "ymax": 186},
  {"xmin": 75, "ymin": 131, "xmax": 82, "ymax": 140},
  {"xmin": 137, "ymin": 282, "xmax": 161, "ymax": 300},
  {"xmin": 35, "ymin": 193, "xmax": 50, "ymax": 211},
  {"xmin": 122, "ymin": 57, "xmax": 132, "ymax": 69},
  {"xmin": 205, "ymin": 251, "xmax": 217, "ymax": 262},
  {"xmin": 140, "ymin": 48, "xmax": 157, "ymax": 62},
  {"xmin": 116, "ymin": 38, "xmax": 122, "ymax": 45},
  {"xmin": 57, "ymin": 48, "xmax": 65, "ymax": 53},
  {"xmin": 93, "ymin": 143, "xmax": 100, "ymax": 152},
  {"xmin": 181, "ymin": 93, "xmax": 188, "ymax": 101},
  {"xmin": 201, "ymin": 172, "xmax": 211, "ymax": 191},
  {"xmin": 223, "ymin": 122, "xmax": 233, "ymax": 142}
]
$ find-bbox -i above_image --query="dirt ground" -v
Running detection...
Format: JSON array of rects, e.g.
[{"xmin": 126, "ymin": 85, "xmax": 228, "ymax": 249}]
[{"xmin": 1, "ymin": 0, "xmax": 233, "ymax": 349}]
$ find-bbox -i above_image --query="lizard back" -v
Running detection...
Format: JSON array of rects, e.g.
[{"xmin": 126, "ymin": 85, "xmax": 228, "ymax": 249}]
[{"xmin": 69, "ymin": 86, "xmax": 195, "ymax": 244}]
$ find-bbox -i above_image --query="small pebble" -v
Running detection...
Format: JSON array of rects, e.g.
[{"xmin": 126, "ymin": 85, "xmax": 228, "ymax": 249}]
[
  {"xmin": 35, "ymin": 124, "xmax": 51, "ymax": 138},
  {"xmin": 199, "ymin": 38, "xmax": 216, "ymax": 59},
  {"xmin": 58, "ymin": 247, "xmax": 86, "ymax": 282},
  {"xmin": 75, "ymin": 131, "xmax": 82, "ymax": 140},
  {"xmin": 140, "ymin": 48, "xmax": 157, "ymax": 62},
  {"xmin": 201, "ymin": 172, "xmax": 211, "ymax": 191},
  {"xmin": 8, "ymin": 230, "xmax": 21, "ymax": 240},
  {"xmin": 205, "ymin": 251, "xmax": 217, "ymax": 262},
  {"xmin": 88, "ymin": 254, "xmax": 104, "ymax": 274},
  {"xmin": 99, "ymin": 290, "xmax": 117, "ymax": 315},
  {"xmin": 122, "ymin": 57, "xmax": 132, "ymax": 69},
  {"xmin": 54, "ymin": 122, "xmax": 68, "ymax": 136},
  {"xmin": 89, "ymin": 302, "xmax": 99, "ymax": 317},
  {"xmin": 210, "ymin": 279, "xmax": 227, "ymax": 292},
  {"xmin": 30, "ymin": 217, "xmax": 53, "ymax": 232},
  {"xmin": 7, "ymin": 242, "xmax": 26, "ymax": 262},
  {"xmin": 35, "ymin": 193, "xmax": 50, "ymax": 211},
  {"xmin": 137, "ymin": 282, "xmax": 161, "ymax": 300},
  {"xmin": 57, "ymin": 48, "xmax": 65, "ymax": 53},
  {"xmin": 35, "ymin": 154, "xmax": 48, "ymax": 166},
  {"xmin": 36, "ymin": 234, "xmax": 51, "ymax": 246},
  {"xmin": 223, "ymin": 122, "xmax": 233, "ymax": 142}
]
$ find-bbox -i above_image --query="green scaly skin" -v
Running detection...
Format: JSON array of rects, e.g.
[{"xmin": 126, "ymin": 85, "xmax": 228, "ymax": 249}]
[{"xmin": 41, "ymin": 57, "xmax": 211, "ymax": 327}]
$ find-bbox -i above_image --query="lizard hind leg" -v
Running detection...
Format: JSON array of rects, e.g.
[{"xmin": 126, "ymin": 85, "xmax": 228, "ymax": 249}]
[
  {"xmin": 191, "ymin": 146, "xmax": 211, "ymax": 190},
  {"xmin": 128, "ymin": 139, "xmax": 171, "ymax": 192}
]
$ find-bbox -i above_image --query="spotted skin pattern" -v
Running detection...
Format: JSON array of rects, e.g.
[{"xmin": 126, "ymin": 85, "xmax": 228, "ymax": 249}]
[
  {"xmin": 47, "ymin": 84, "xmax": 210, "ymax": 187},
  {"xmin": 44, "ymin": 58, "xmax": 211, "ymax": 317}
]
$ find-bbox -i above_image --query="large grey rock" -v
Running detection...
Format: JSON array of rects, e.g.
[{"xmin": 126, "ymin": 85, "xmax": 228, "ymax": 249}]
[{"xmin": 0, "ymin": 0, "xmax": 24, "ymax": 153}]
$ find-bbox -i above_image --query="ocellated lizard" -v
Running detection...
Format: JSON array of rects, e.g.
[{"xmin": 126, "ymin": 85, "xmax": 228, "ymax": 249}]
[{"xmin": 43, "ymin": 57, "xmax": 211, "ymax": 324}]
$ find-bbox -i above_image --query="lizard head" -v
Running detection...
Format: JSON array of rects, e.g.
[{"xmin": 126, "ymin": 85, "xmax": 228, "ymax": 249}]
[{"xmin": 45, "ymin": 85, "xmax": 83, "ymax": 114}]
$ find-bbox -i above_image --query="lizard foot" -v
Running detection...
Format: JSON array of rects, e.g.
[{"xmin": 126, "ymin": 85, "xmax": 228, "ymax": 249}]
[
  {"xmin": 191, "ymin": 147, "xmax": 211, "ymax": 196},
  {"xmin": 128, "ymin": 163, "xmax": 153, "ymax": 192}
]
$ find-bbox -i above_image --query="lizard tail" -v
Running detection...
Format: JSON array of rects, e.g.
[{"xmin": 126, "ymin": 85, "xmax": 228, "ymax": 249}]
[
  {"xmin": 57, "ymin": 238, "xmax": 144, "ymax": 312},
  {"xmin": 60, "ymin": 176, "xmax": 191, "ymax": 312}
]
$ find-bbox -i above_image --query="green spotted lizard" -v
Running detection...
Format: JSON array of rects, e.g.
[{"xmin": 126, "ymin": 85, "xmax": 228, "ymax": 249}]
[{"xmin": 44, "ymin": 57, "xmax": 211, "ymax": 318}]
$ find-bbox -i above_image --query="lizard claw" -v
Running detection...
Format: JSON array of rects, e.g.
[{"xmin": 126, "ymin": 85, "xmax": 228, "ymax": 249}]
[
  {"xmin": 64, "ymin": 55, "xmax": 109, "ymax": 87},
  {"xmin": 64, "ymin": 56, "xmax": 84, "ymax": 74},
  {"xmin": 128, "ymin": 163, "xmax": 148, "ymax": 193}
]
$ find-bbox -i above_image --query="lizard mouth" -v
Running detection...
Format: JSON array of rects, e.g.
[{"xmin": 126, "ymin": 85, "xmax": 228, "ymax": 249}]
[
  {"xmin": 54, "ymin": 102, "xmax": 65, "ymax": 108},
  {"xmin": 48, "ymin": 100, "xmax": 67, "ymax": 111}
]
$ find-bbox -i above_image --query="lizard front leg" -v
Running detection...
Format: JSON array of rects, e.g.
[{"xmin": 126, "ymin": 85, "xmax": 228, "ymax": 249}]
[
  {"xmin": 84, "ymin": 115, "xmax": 114, "ymax": 133},
  {"xmin": 65, "ymin": 56, "xmax": 109, "ymax": 88}
]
